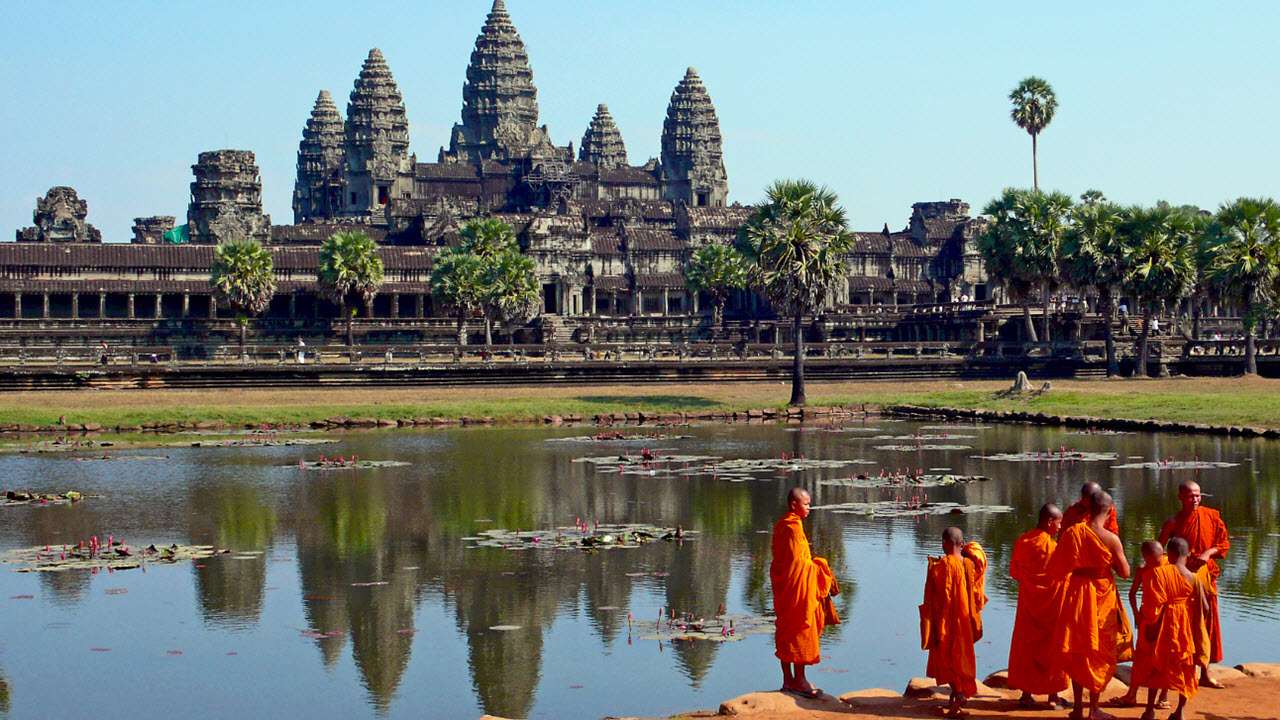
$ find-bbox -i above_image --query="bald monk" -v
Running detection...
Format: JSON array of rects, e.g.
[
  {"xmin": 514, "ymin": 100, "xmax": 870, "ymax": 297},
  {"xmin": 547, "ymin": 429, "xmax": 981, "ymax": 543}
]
[
  {"xmin": 1115, "ymin": 541, "xmax": 1171, "ymax": 710},
  {"xmin": 1060, "ymin": 482, "xmax": 1120, "ymax": 537},
  {"xmin": 1129, "ymin": 538, "xmax": 1205, "ymax": 720},
  {"xmin": 1049, "ymin": 491, "xmax": 1130, "ymax": 720},
  {"xmin": 922, "ymin": 527, "xmax": 983, "ymax": 718},
  {"xmin": 771, "ymin": 487, "xmax": 835, "ymax": 699},
  {"xmin": 1008, "ymin": 503, "xmax": 1069, "ymax": 708},
  {"xmin": 1160, "ymin": 480, "xmax": 1229, "ymax": 688}
]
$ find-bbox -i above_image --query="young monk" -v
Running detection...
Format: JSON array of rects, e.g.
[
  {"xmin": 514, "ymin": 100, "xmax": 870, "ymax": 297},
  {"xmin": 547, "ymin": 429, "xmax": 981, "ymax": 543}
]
[
  {"xmin": 921, "ymin": 527, "xmax": 983, "ymax": 718},
  {"xmin": 770, "ymin": 487, "xmax": 835, "ymax": 699},
  {"xmin": 1008, "ymin": 503, "xmax": 1069, "ymax": 708},
  {"xmin": 1049, "ymin": 491, "xmax": 1131, "ymax": 720},
  {"xmin": 1115, "ymin": 541, "xmax": 1171, "ymax": 710},
  {"xmin": 1129, "ymin": 538, "xmax": 1205, "ymax": 720},
  {"xmin": 1160, "ymin": 480, "xmax": 1229, "ymax": 688},
  {"xmin": 1060, "ymin": 482, "xmax": 1120, "ymax": 537}
]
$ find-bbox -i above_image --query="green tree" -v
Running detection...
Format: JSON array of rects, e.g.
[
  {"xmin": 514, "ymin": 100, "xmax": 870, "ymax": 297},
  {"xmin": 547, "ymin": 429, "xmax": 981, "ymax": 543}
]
[
  {"xmin": 736, "ymin": 179, "xmax": 853, "ymax": 406},
  {"xmin": 430, "ymin": 250, "xmax": 485, "ymax": 346},
  {"xmin": 458, "ymin": 219, "xmax": 520, "ymax": 346},
  {"xmin": 210, "ymin": 238, "xmax": 276, "ymax": 347},
  {"xmin": 1062, "ymin": 201, "xmax": 1126, "ymax": 375},
  {"xmin": 317, "ymin": 231, "xmax": 384, "ymax": 346},
  {"xmin": 1009, "ymin": 76, "xmax": 1058, "ymax": 190},
  {"xmin": 1079, "ymin": 189, "xmax": 1106, "ymax": 206},
  {"xmin": 483, "ymin": 250, "xmax": 542, "ymax": 346},
  {"xmin": 1210, "ymin": 197, "xmax": 1280, "ymax": 375},
  {"xmin": 978, "ymin": 187, "xmax": 1074, "ymax": 343},
  {"xmin": 686, "ymin": 244, "xmax": 748, "ymax": 340},
  {"xmin": 1120, "ymin": 205, "xmax": 1198, "ymax": 376}
]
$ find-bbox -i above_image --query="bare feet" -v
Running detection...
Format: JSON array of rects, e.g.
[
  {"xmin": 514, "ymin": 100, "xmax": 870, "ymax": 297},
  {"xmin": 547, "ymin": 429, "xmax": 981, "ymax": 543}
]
[
  {"xmin": 1018, "ymin": 693, "xmax": 1035, "ymax": 707},
  {"xmin": 1088, "ymin": 710, "xmax": 1116, "ymax": 720},
  {"xmin": 1200, "ymin": 676, "xmax": 1226, "ymax": 689}
]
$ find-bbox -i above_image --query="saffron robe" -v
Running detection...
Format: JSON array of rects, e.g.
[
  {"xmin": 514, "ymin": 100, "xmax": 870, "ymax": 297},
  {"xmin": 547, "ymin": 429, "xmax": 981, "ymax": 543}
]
[
  {"xmin": 1059, "ymin": 499, "xmax": 1120, "ymax": 537},
  {"xmin": 771, "ymin": 510, "xmax": 833, "ymax": 664},
  {"xmin": 1008, "ymin": 528, "xmax": 1069, "ymax": 695},
  {"xmin": 923, "ymin": 554, "xmax": 980, "ymax": 697},
  {"xmin": 1161, "ymin": 506, "xmax": 1228, "ymax": 663},
  {"xmin": 1048, "ymin": 523, "xmax": 1123, "ymax": 694},
  {"xmin": 1130, "ymin": 559, "xmax": 1198, "ymax": 701}
]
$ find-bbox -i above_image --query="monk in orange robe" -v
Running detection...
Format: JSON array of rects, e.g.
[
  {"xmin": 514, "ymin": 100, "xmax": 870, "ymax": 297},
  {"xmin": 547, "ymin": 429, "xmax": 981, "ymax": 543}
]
[
  {"xmin": 1060, "ymin": 482, "xmax": 1120, "ymax": 537},
  {"xmin": 1049, "ymin": 491, "xmax": 1130, "ymax": 720},
  {"xmin": 1116, "ymin": 541, "xmax": 1170, "ymax": 710},
  {"xmin": 1130, "ymin": 538, "xmax": 1205, "ymax": 720},
  {"xmin": 771, "ymin": 487, "xmax": 835, "ymax": 699},
  {"xmin": 1159, "ymin": 480, "xmax": 1228, "ymax": 688},
  {"xmin": 921, "ymin": 527, "xmax": 983, "ymax": 718},
  {"xmin": 1008, "ymin": 503, "xmax": 1068, "ymax": 708}
]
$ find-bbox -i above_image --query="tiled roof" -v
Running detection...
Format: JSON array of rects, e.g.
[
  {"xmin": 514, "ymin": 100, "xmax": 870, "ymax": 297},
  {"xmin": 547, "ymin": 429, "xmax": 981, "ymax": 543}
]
[
  {"xmin": 634, "ymin": 272, "xmax": 686, "ymax": 289},
  {"xmin": 598, "ymin": 166, "xmax": 659, "ymax": 185},
  {"xmin": 847, "ymin": 276, "xmax": 934, "ymax": 293},
  {"xmin": 589, "ymin": 228, "xmax": 623, "ymax": 255},
  {"xmin": 590, "ymin": 275, "xmax": 629, "ymax": 290},
  {"xmin": 625, "ymin": 229, "xmax": 686, "ymax": 252},
  {"xmin": 414, "ymin": 162, "xmax": 479, "ymax": 180},
  {"xmin": 683, "ymin": 205, "xmax": 753, "ymax": 230},
  {"xmin": 271, "ymin": 224, "xmax": 387, "ymax": 244}
]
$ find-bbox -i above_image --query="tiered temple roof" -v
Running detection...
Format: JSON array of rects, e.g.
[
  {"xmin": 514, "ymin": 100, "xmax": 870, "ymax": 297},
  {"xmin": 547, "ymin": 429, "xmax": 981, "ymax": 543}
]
[
  {"xmin": 344, "ymin": 49, "xmax": 410, "ymax": 178},
  {"xmin": 579, "ymin": 104, "xmax": 628, "ymax": 170},
  {"xmin": 293, "ymin": 90, "xmax": 345, "ymax": 222},
  {"xmin": 659, "ymin": 68, "xmax": 728, "ymax": 207}
]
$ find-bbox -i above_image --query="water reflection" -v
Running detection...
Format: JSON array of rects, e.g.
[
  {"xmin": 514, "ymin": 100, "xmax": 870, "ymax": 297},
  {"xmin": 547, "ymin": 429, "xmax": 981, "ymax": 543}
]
[{"xmin": 0, "ymin": 422, "xmax": 1276, "ymax": 720}]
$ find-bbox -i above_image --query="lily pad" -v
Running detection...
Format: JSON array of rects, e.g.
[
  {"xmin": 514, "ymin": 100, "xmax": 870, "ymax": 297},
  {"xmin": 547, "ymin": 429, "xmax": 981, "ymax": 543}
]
[
  {"xmin": 629, "ymin": 612, "xmax": 776, "ymax": 643},
  {"xmin": 191, "ymin": 438, "xmax": 338, "ymax": 448},
  {"xmin": 873, "ymin": 444, "xmax": 972, "ymax": 451},
  {"xmin": 547, "ymin": 432, "xmax": 691, "ymax": 443},
  {"xmin": 465, "ymin": 523, "xmax": 694, "ymax": 552},
  {"xmin": 3, "ymin": 490, "xmax": 92, "ymax": 507},
  {"xmin": 2, "ymin": 543, "xmax": 224, "ymax": 572},
  {"xmin": 820, "ymin": 473, "xmax": 990, "ymax": 489},
  {"xmin": 868, "ymin": 434, "xmax": 978, "ymax": 441},
  {"xmin": 489, "ymin": 625, "xmax": 522, "ymax": 631},
  {"xmin": 294, "ymin": 460, "xmax": 410, "ymax": 470},
  {"xmin": 1110, "ymin": 460, "xmax": 1239, "ymax": 470},
  {"xmin": 918, "ymin": 424, "xmax": 992, "ymax": 431},
  {"xmin": 975, "ymin": 450, "xmax": 1117, "ymax": 462},
  {"xmin": 816, "ymin": 500, "xmax": 1014, "ymax": 517}
]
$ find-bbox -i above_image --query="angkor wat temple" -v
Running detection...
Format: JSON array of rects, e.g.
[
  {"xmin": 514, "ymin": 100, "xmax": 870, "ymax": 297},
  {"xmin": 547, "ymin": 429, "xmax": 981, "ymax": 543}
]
[{"xmin": 0, "ymin": 1, "xmax": 990, "ymax": 348}]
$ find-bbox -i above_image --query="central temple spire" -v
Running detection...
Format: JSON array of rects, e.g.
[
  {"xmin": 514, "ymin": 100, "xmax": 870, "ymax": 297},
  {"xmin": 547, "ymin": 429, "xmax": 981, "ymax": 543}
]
[{"xmin": 441, "ymin": 1, "xmax": 565, "ymax": 164}]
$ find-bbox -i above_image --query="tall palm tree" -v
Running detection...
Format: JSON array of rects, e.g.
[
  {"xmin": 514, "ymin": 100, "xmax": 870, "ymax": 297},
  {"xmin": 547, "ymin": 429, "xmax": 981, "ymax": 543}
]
[
  {"xmin": 1061, "ymin": 201, "xmax": 1126, "ymax": 375},
  {"xmin": 1211, "ymin": 197, "xmax": 1280, "ymax": 375},
  {"xmin": 430, "ymin": 249, "xmax": 484, "ymax": 346},
  {"xmin": 1120, "ymin": 205, "xmax": 1197, "ymax": 377},
  {"xmin": 1009, "ymin": 76, "xmax": 1058, "ymax": 189},
  {"xmin": 483, "ymin": 250, "xmax": 541, "ymax": 346},
  {"xmin": 458, "ymin": 219, "xmax": 520, "ymax": 345},
  {"xmin": 317, "ymin": 231, "xmax": 384, "ymax": 346},
  {"xmin": 978, "ymin": 187, "xmax": 1073, "ymax": 343},
  {"xmin": 686, "ymin": 244, "xmax": 748, "ymax": 340},
  {"xmin": 736, "ymin": 179, "xmax": 853, "ymax": 406},
  {"xmin": 210, "ymin": 238, "xmax": 276, "ymax": 347}
]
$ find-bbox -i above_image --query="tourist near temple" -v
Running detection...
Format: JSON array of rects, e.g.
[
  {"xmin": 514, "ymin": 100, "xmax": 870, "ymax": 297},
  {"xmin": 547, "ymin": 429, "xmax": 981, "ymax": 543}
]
[{"xmin": 0, "ymin": 1, "xmax": 989, "ymax": 348}]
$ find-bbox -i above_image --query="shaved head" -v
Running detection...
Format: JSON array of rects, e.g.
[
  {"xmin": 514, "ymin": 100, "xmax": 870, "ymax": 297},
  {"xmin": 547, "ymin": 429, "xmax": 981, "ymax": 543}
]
[
  {"xmin": 788, "ymin": 487, "xmax": 810, "ymax": 504},
  {"xmin": 1039, "ymin": 503, "xmax": 1063, "ymax": 524},
  {"xmin": 1178, "ymin": 481, "xmax": 1201, "ymax": 495},
  {"xmin": 1089, "ymin": 491, "xmax": 1113, "ymax": 519},
  {"xmin": 1167, "ymin": 537, "xmax": 1190, "ymax": 559},
  {"xmin": 942, "ymin": 527, "xmax": 964, "ymax": 545},
  {"xmin": 1081, "ymin": 482, "xmax": 1102, "ymax": 501},
  {"xmin": 1177, "ymin": 481, "xmax": 1202, "ymax": 512},
  {"xmin": 1141, "ymin": 539, "xmax": 1164, "ymax": 557}
]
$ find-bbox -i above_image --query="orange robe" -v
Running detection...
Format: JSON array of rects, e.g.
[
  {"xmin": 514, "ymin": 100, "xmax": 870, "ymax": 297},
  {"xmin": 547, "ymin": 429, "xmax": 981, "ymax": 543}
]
[
  {"xmin": 1161, "ymin": 506, "xmax": 1228, "ymax": 663},
  {"xmin": 1130, "ymin": 559, "xmax": 1198, "ymax": 700},
  {"xmin": 923, "ymin": 554, "xmax": 980, "ymax": 697},
  {"xmin": 771, "ymin": 510, "xmax": 832, "ymax": 664},
  {"xmin": 1048, "ymin": 523, "xmax": 1122, "ymax": 693},
  {"xmin": 1008, "ymin": 529, "xmax": 1069, "ymax": 695},
  {"xmin": 1059, "ymin": 500, "xmax": 1120, "ymax": 537}
]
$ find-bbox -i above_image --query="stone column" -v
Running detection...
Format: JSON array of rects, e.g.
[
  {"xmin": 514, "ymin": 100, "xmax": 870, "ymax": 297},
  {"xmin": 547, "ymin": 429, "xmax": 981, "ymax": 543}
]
[
  {"xmin": 127, "ymin": 293, "xmax": 135, "ymax": 319},
  {"xmin": 391, "ymin": 292, "xmax": 400, "ymax": 319},
  {"xmin": 610, "ymin": 292, "xmax": 617, "ymax": 316},
  {"xmin": 154, "ymin": 294, "xmax": 162, "ymax": 319},
  {"xmin": 662, "ymin": 289, "xmax": 670, "ymax": 316},
  {"xmin": 635, "ymin": 289, "xmax": 643, "ymax": 316},
  {"xmin": 98, "ymin": 293, "xmax": 105, "ymax": 317},
  {"xmin": 182, "ymin": 294, "xmax": 191, "ymax": 318},
  {"xmin": 42, "ymin": 293, "xmax": 50, "ymax": 319},
  {"xmin": 415, "ymin": 294, "xmax": 424, "ymax": 319},
  {"xmin": 13, "ymin": 294, "xmax": 20, "ymax": 319},
  {"xmin": 976, "ymin": 321, "xmax": 985, "ymax": 343},
  {"xmin": 288, "ymin": 295, "xmax": 296, "ymax": 319},
  {"xmin": 209, "ymin": 296, "xmax": 217, "ymax": 319},
  {"xmin": 692, "ymin": 292, "xmax": 700, "ymax": 314},
  {"xmin": 71, "ymin": 293, "xmax": 79, "ymax": 319}
]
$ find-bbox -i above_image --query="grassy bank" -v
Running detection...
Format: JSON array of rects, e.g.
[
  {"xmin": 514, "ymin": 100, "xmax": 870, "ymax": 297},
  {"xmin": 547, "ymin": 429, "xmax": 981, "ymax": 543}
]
[{"xmin": 2, "ymin": 376, "xmax": 1280, "ymax": 430}]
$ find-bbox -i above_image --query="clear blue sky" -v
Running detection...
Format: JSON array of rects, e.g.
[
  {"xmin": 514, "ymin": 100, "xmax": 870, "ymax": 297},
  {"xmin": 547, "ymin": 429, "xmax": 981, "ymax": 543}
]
[{"xmin": 2, "ymin": 1, "xmax": 1277, "ymax": 243}]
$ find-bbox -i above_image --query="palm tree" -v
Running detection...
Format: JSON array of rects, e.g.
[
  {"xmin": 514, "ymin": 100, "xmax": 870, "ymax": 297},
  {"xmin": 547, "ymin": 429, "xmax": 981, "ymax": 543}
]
[
  {"xmin": 458, "ymin": 219, "xmax": 520, "ymax": 345},
  {"xmin": 1009, "ymin": 76, "xmax": 1058, "ymax": 189},
  {"xmin": 736, "ymin": 179, "xmax": 853, "ymax": 406},
  {"xmin": 1210, "ymin": 197, "xmax": 1280, "ymax": 375},
  {"xmin": 483, "ymin": 250, "xmax": 542, "ymax": 346},
  {"xmin": 686, "ymin": 244, "xmax": 748, "ymax": 341},
  {"xmin": 430, "ymin": 249, "xmax": 484, "ymax": 346},
  {"xmin": 317, "ymin": 231, "xmax": 384, "ymax": 346},
  {"xmin": 1120, "ymin": 205, "xmax": 1197, "ymax": 376},
  {"xmin": 210, "ymin": 238, "xmax": 276, "ymax": 347},
  {"xmin": 978, "ymin": 187, "xmax": 1073, "ymax": 343},
  {"xmin": 1061, "ymin": 201, "xmax": 1126, "ymax": 375}
]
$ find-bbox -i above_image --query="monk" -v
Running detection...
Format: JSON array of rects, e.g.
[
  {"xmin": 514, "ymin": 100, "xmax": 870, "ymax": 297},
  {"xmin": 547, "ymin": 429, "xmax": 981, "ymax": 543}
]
[
  {"xmin": 1129, "ymin": 538, "xmax": 1205, "ymax": 720},
  {"xmin": 771, "ymin": 487, "xmax": 835, "ymax": 699},
  {"xmin": 1060, "ymin": 481, "xmax": 1120, "ymax": 537},
  {"xmin": 921, "ymin": 527, "xmax": 983, "ymax": 718},
  {"xmin": 1114, "ymin": 541, "xmax": 1171, "ymax": 710},
  {"xmin": 1008, "ymin": 503, "xmax": 1069, "ymax": 708},
  {"xmin": 1049, "ymin": 491, "xmax": 1131, "ymax": 720},
  {"xmin": 1160, "ymin": 480, "xmax": 1229, "ymax": 688}
]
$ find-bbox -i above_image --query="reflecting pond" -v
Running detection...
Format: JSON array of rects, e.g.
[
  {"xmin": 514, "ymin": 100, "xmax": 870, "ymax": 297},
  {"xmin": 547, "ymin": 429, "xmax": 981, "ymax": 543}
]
[{"xmin": 1, "ymin": 420, "xmax": 1278, "ymax": 719}]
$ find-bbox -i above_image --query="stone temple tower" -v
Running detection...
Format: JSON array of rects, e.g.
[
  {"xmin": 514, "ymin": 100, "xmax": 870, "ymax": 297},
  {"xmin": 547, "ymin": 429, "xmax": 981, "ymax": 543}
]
[
  {"xmin": 440, "ymin": 0, "xmax": 566, "ymax": 163},
  {"xmin": 187, "ymin": 150, "xmax": 271, "ymax": 245},
  {"xmin": 658, "ymin": 68, "xmax": 728, "ymax": 207},
  {"xmin": 578, "ymin": 104, "xmax": 627, "ymax": 170},
  {"xmin": 342, "ymin": 49, "xmax": 412, "ymax": 220},
  {"xmin": 293, "ymin": 90, "xmax": 345, "ymax": 223}
]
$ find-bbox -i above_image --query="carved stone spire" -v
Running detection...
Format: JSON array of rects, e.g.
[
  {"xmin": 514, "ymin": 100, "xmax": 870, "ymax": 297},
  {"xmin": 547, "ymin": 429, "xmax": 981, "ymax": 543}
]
[
  {"xmin": 441, "ymin": 1, "xmax": 566, "ymax": 163},
  {"xmin": 579, "ymin": 104, "xmax": 628, "ymax": 170},
  {"xmin": 658, "ymin": 67, "xmax": 728, "ymax": 207},
  {"xmin": 293, "ymin": 90, "xmax": 345, "ymax": 223},
  {"xmin": 342, "ymin": 49, "xmax": 411, "ymax": 219}
]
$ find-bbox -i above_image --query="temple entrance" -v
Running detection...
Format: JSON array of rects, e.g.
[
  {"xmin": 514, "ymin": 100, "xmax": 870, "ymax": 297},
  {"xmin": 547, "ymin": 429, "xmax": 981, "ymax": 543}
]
[{"xmin": 542, "ymin": 283, "xmax": 558, "ymax": 314}]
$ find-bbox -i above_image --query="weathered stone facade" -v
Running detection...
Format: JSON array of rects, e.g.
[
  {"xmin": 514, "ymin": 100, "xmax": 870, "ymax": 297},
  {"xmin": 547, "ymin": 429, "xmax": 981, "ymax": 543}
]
[
  {"xmin": 131, "ymin": 216, "xmax": 176, "ymax": 245},
  {"xmin": 16, "ymin": 187, "xmax": 102, "ymax": 244},
  {"xmin": 188, "ymin": 150, "xmax": 271, "ymax": 245}
]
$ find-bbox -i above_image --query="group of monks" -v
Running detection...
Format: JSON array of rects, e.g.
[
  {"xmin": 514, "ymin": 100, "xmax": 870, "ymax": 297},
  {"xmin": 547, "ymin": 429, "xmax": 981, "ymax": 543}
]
[{"xmin": 770, "ymin": 480, "xmax": 1229, "ymax": 720}]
